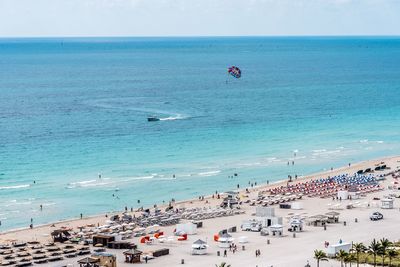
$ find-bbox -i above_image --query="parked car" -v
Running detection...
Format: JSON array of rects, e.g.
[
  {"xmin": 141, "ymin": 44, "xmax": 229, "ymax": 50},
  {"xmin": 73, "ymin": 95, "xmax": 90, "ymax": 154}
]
[
  {"xmin": 241, "ymin": 220, "xmax": 262, "ymax": 232},
  {"xmin": 260, "ymin": 228, "xmax": 269, "ymax": 236},
  {"xmin": 370, "ymin": 212, "xmax": 383, "ymax": 221}
]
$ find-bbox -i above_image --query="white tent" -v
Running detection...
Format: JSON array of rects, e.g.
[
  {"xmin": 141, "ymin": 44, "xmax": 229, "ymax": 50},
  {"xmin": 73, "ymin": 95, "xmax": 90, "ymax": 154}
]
[
  {"xmin": 289, "ymin": 218, "xmax": 303, "ymax": 232},
  {"xmin": 218, "ymin": 233, "xmax": 234, "ymax": 248},
  {"xmin": 191, "ymin": 239, "xmax": 208, "ymax": 255},
  {"xmin": 176, "ymin": 223, "xmax": 197, "ymax": 235}
]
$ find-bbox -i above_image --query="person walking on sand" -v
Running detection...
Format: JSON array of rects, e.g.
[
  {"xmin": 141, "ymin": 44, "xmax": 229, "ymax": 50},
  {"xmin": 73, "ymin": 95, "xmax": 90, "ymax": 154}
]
[{"xmin": 224, "ymin": 249, "xmax": 227, "ymax": 257}]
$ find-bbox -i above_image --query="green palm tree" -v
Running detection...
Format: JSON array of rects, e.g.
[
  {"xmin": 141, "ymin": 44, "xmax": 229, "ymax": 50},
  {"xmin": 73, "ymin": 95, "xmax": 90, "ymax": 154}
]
[
  {"xmin": 314, "ymin": 250, "xmax": 329, "ymax": 267},
  {"xmin": 337, "ymin": 250, "xmax": 349, "ymax": 267},
  {"xmin": 344, "ymin": 253, "xmax": 356, "ymax": 267},
  {"xmin": 215, "ymin": 263, "xmax": 231, "ymax": 267},
  {"xmin": 387, "ymin": 249, "xmax": 398, "ymax": 267},
  {"xmin": 379, "ymin": 238, "xmax": 392, "ymax": 266},
  {"xmin": 369, "ymin": 239, "xmax": 381, "ymax": 267},
  {"xmin": 351, "ymin": 242, "xmax": 366, "ymax": 267}
]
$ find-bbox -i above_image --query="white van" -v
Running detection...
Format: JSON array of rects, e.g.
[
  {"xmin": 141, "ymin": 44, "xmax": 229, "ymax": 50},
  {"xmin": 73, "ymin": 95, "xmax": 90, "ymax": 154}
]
[{"xmin": 241, "ymin": 220, "xmax": 261, "ymax": 232}]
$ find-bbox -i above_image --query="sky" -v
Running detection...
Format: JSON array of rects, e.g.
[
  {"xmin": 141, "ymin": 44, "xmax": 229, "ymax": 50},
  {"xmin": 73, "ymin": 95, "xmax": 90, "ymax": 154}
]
[{"xmin": 0, "ymin": 0, "xmax": 399, "ymax": 37}]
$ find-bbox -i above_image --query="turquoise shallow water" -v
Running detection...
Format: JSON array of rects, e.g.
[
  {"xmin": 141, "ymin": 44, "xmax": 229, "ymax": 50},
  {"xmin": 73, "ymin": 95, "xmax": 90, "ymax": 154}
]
[{"xmin": 1, "ymin": 37, "xmax": 400, "ymax": 231}]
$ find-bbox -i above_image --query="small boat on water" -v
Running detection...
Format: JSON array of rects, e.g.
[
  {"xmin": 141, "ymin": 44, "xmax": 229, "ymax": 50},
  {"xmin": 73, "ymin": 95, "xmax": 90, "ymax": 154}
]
[{"xmin": 147, "ymin": 116, "xmax": 160, "ymax": 122}]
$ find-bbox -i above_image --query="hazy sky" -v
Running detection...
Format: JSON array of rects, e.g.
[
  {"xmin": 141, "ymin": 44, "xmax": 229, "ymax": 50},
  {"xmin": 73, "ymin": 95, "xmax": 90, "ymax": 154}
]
[{"xmin": 0, "ymin": 0, "xmax": 399, "ymax": 37}]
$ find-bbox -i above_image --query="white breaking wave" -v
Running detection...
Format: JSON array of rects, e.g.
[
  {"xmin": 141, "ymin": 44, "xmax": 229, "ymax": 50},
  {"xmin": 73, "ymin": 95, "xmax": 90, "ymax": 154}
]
[
  {"xmin": 312, "ymin": 149, "xmax": 327, "ymax": 153},
  {"xmin": 198, "ymin": 170, "xmax": 221, "ymax": 177},
  {"xmin": 69, "ymin": 179, "xmax": 97, "ymax": 186},
  {"xmin": 121, "ymin": 175, "xmax": 155, "ymax": 182},
  {"xmin": 67, "ymin": 178, "xmax": 112, "ymax": 189},
  {"xmin": 0, "ymin": 184, "xmax": 30, "ymax": 190},
  {"xmin": 312, "ymin": 149, "xmax": 342, "ymax": 157}
]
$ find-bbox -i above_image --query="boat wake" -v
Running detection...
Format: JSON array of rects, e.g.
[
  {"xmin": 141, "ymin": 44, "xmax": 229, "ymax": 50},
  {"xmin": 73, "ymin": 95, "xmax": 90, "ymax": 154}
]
[
  {"xmin": 159, "ymin": 114, "xmax": 188, "ymax": 121},
  {"xmin": 85, "ymin": 98, "xmax": 190, "ymax": 122}
]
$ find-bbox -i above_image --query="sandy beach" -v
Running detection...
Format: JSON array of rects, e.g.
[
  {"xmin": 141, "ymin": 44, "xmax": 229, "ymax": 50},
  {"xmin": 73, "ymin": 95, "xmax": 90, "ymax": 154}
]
[{"xmin": 1, "ymin": 155, "xmax": 400, "ymax": 267}]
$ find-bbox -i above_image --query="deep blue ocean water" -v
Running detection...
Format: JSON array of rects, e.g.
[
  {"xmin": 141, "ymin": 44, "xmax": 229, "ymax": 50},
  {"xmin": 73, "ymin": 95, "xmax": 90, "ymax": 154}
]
[{"xmin": 1, "ymin": 37, "xmax": 400, "ymax": 231}]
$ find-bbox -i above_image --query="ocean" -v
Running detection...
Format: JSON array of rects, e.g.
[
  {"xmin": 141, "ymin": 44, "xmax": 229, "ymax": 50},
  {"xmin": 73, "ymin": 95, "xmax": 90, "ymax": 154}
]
[{"xmin": 0, "ymin": 37, "xmax": 400, "ymax": 231}]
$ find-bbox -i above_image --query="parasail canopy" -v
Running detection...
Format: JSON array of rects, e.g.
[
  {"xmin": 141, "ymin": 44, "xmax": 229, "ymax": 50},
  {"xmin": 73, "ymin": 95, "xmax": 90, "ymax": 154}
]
[{"xmin": 227, "ymin": 66, "xmax": 241, "ymax": 78}]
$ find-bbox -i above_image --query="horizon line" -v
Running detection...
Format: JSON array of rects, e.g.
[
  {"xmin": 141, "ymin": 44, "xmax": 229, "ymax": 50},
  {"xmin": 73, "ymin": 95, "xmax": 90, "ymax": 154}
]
[{"xmin": 1, "ymin": 34, "xmax": 400, "ymax": 40}]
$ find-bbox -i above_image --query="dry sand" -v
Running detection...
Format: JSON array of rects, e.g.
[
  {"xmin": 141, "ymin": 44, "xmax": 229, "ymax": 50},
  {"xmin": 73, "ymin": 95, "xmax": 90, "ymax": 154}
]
[{"xmin": 1, "ymin": 155, "xmax": 400, "ymax": 267}]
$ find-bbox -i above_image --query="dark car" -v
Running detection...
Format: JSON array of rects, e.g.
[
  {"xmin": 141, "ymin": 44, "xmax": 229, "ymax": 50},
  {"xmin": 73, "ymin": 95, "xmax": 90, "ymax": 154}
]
[{"xmin": 370, "ymin": 212, "xmax": 383, "ymax": 221}]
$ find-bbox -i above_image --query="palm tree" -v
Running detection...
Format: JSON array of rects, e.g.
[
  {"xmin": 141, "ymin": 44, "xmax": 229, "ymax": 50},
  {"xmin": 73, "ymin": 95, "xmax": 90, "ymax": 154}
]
[
  {"xmin": 379, "ymin": 238, "xmax": 392, "ymax": 266},
  {"xmin": 314, "ymin": 250, "xmax": 329, "ymax": 267},
  {"xmin": 387, "ymin": 249, "xmax": 398, "ymax": 267},
  {"xmin": 351, "ymin": 242, "xmax": 366, "ymax": 267},
  {"xmin": 215, "ymin": 263, "xmax": 231, "ymax": 267},
  {"xmin": 345, "ymin": 253, "xmax": 356, "ymax": 267},
  {"xmin": 369, "ymin": 239, "xmax": 382, "ymax": 267},
  {"xmin": 337, "ymin": 250, "xmax": 349, "ymax": 267}
]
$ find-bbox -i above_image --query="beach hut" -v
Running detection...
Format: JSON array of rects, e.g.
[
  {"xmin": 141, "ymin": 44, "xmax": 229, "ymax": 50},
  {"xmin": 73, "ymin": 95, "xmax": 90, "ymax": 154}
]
[
  {"xmin": 307, "ymin": 215, "xmax": 328, "ymax": 227},
  {"xmin": 191, "ymin": 239, "xmax": 208, "ymax": 255},
  {"xmin": 90, "ymin": 252, "xmax": 116, "ymax": 267},
  {"xmin": 51, "ymin": 229, "xmax": 71, "ymax": 243},
  {"xmin": 325, "ymin": 212, "xmax": 340, "ymax": 223},
  {"xmin": 92, "ymin": 235, "xmax": 115, "ymax": 247},
  {"xmin": 381, "ymin": 198, "xmax": 394, "ymax": 209},
  {"xmin": 220, "ymin": 196, "xmax": 239, "ymax": 208},
  {"xmin": 107, "ymin": 241, "xmax": 133, "ymax": 250},
  {"xmin": 123, "ymin": 249, "xmax": 142, "ymax": 263},
  {"xmin": 269, "ymin": 224, "xmax": 283, "ymax": 236},
  {"xmin": 78, "ymin": 257, "xmax": 100, "ymax": 267},
  {"xmin": 254, "ymin": 208, "xmax": 283, "ymax": 227},
  {"xmin": 218, "ymin": 233, "xmax": 233, "ymax": 248}
]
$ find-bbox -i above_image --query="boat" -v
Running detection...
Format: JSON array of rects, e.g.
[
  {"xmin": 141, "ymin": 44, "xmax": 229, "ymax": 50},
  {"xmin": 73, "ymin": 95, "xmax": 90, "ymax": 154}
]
[{"xmin": 147, "ymin": 116, "xmax": 160, "ymax": 122}]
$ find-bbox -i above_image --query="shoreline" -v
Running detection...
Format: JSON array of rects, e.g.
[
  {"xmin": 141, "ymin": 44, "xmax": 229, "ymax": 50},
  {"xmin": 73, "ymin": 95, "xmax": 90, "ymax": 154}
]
[{"xmin": 1, "ymin": 154, "xmax": 398, "ymax": 237}]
